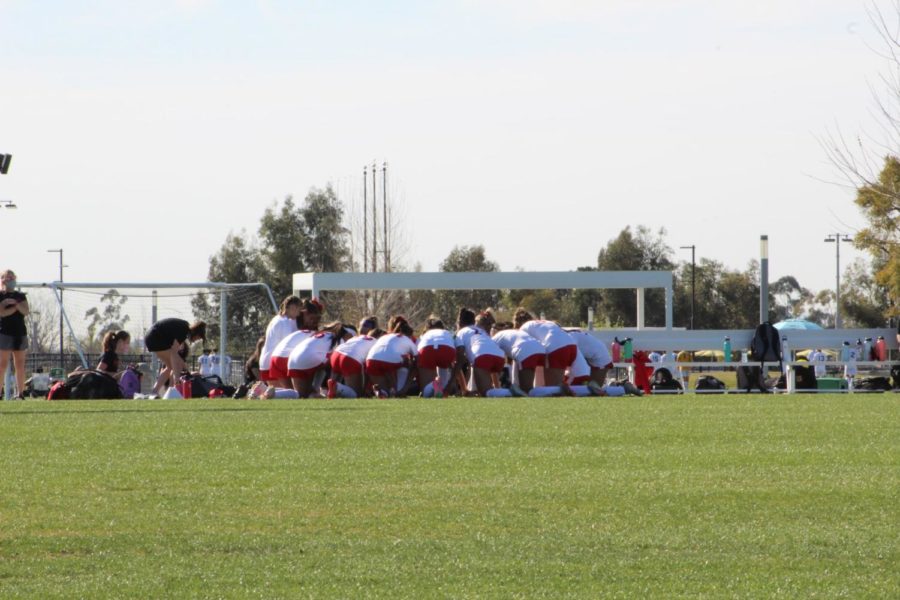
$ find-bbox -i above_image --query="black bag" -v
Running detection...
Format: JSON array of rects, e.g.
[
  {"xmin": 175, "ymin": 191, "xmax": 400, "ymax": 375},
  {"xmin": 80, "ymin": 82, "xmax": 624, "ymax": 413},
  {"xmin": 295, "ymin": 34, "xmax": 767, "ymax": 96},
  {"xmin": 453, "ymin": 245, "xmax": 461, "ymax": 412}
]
[
  {"xmin": 67, "ymin": 370, "xmax": 123, "ymax": 399},
  {"xmin": 695, "ymin": 375, "xmax": 726, "ymax": 393},
  {"xmin": 855, "ymin": 376, "xmax": 892, "ymax": 391},
  {"xmin": 793, "ymin": 363, "xmax": 817, "ymax": 390},
  {"xmin": 186, "ymin": 374, "xmax": 225, "ymax": 398},
  {"xmin": 737, "ymin": 365, "xmax": 768, "ymax": 393},
  {"xmin": 891, "ymin": 365, "xmax": 900, "ymax": 389},
  {"xmin": 651, "ymin": 368, "xmax": 682, "ymax": 393}
]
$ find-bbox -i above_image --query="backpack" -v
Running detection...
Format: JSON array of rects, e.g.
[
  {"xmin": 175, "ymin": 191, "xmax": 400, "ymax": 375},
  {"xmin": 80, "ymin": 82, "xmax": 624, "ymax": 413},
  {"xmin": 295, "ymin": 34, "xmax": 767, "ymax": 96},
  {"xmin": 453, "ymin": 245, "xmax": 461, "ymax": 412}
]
[
  {"xmin": 118, "ymin": 367, "xmax": 142, "ymax": 399},
  {"xmin": 695, "ymin": 375, "xmax": 726, "ymax": 393},
  {"xmin": 651, "ymin": 367, "xmax": 683, "ymax": 393},
  {"xmin": 750, "ymin": 322, "xmax": 782, "ymax": 365},
  {"xmin": 185, "ymin": 374, "xmax": 229, "ymax": 398},
  {"xmin": 67, "ymin": 370, "xmax": 123, "ymax": 400}
]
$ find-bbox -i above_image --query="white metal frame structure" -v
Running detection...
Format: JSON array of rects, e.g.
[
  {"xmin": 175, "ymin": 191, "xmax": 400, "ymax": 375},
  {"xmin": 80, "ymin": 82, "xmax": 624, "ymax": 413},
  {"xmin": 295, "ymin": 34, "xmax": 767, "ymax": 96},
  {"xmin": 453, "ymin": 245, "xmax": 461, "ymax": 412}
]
[{"xmin": 293, "ymin": 270, "xmax": 674, "ymax": 329}]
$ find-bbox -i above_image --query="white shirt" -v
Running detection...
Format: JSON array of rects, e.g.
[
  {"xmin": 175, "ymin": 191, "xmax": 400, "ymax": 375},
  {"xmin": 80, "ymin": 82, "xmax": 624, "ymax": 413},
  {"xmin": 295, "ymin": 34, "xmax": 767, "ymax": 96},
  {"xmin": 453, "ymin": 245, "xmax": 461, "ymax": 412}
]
[
  {"xmin": 272, "ymin": 329, "xmax": 314, "ymax": 359},
  {"xmin": 809, "ymin": 350, "xmax": 827, "ymax": 378},
  {"xmin": 367, "ymin": 333, "xmax": 418, "ymax": 364},
  {"xmin": 260, "ymin": 315, "xmax": 298, "ymax": 370},
  {"xmin": 417, "ymin": 329, "xmax": 456, "ymax": 352},
  {"xmin": 565, "ymin": 329, "xmax": 613, "ymax": 368},
  {"xmin": 455, "ymin": 326, "xmax": 504, "ymax": 363},
  {"xmin": 492, "ymin": 329, "xmax": 545, "ymax": 363},
  {"xmin": 519, "ymin": 320, "xmax": 575, "ymax": 353},
  {"xmin": 334, "ymin": 335, "xmax": 378, "ymax": 364},
  {"xmin": 198, "ymin": 354, "xmax": 212, "ymax": 377},
  {"xmin": 288, "ymin": 332, "xmax": 335, "ymax": 371}
]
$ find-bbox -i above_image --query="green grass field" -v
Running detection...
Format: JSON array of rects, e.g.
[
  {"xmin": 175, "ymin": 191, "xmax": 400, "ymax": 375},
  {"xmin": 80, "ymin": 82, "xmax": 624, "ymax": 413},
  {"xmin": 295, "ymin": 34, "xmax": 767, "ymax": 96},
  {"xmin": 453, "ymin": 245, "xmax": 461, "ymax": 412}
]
[{"xmin": 1, "ymin": 396, "xmax": 897, "ymax": 598}]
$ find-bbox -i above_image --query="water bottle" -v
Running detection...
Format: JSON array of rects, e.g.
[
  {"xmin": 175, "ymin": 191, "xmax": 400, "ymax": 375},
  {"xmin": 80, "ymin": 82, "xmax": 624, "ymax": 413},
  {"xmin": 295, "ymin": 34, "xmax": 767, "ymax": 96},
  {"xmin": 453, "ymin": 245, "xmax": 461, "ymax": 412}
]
[
  {"xmin": 840, "ymin": 341, "xmax": 851, "ymax": 362},
  {"xmin": 741, "ymin": 351, "xmax": 748, "ymax": 364},
  {"xmin": 433, "ymin": 377, "xmax": 443, "ymax": 398},
  {"xmin": 863, "ymin": 337, "xmax": 873, "ymax": 361},
  {"xmin": 622, "ymin": 338, "xmax": 633, "ymax": 360},
  {"xmin": 781, "ymin": 336, "xmax": 790, "ymax": 362},
  {"xmin": 875, "ymin": 336, "xmax": 887, "ymax": 361},
  {"xmin": 723, "ymin": 337, "xmax": 732, "ymax": 363},
  {"xmin": 611, "ymin": 338, "xmax": 622, "ymax": 363},
  {"xmin": 179, "ymin": 374, "xmax": 192, "ymax": 399}
]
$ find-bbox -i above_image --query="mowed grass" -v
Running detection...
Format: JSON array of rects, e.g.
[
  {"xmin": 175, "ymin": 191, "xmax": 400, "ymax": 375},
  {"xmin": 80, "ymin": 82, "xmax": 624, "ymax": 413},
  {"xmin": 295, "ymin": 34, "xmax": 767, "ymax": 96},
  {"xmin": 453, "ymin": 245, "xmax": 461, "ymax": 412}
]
[{"xmin": 0, "ymin": 396, "xmax": 897, "ymax": 598}]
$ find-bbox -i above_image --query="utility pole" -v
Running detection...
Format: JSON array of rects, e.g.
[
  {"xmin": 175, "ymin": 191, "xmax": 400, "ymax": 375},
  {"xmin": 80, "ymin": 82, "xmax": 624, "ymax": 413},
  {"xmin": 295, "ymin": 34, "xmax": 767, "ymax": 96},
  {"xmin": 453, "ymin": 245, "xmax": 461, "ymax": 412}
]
[
  {"xmin": 371, "ymin": 161, "xmax": 377, "ymax": 272},
  {"xmin": 824, "ymin": 233, "xmax": 852, "ymax": 328},
  {"xmin": 382, "ymin": 161, "xmax": 389, "ymax": 272},
  {"xmin": 363, "ymin": 165, "xmax": 367, "ymax": 273},
  {"xmin": 760, "ymin": 236, "xmax": 769, "ymax": 324}
]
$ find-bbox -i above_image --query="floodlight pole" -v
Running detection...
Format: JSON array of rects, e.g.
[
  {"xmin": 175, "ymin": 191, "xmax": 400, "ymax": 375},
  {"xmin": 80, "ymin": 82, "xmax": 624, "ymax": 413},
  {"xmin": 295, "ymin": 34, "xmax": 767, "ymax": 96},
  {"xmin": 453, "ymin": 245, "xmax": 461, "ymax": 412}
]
[
  {"xmin": 759, "ymin": 236, "xmax": 769, "ymax": 324},
  {"xmin": 679, "ymin": 245, "xmax": 696, "ymax": 329},
  {"xmin": 824, "ymin": 233, "xmax": 852, "ymax": 329}
]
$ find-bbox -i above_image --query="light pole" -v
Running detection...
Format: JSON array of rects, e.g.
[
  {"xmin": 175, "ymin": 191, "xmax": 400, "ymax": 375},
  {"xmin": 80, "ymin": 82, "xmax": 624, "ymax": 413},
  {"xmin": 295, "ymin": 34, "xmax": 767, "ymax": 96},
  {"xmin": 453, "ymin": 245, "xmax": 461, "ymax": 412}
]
[
  {"xmin": 824, "ymin": 233, "xmax": 852, "ymax": 329},
  {"xmin": 679, "ymin": 245, "xmax": 696, "ymax": 329},
  {"xmin": 760, "ymin": 235, "xmax": 769, "ymax": 324},
  {"xmin": 47, "ymin": 249, "xmax": 66, "ymax": 369}
]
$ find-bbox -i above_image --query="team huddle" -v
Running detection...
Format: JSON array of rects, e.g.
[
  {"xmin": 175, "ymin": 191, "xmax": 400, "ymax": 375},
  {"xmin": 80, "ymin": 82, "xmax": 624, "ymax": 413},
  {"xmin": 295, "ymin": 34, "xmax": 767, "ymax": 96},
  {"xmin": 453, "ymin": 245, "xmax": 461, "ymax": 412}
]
[{"xmin": 249, "ymin": 295, "xmax": 640, "ymax": 399}]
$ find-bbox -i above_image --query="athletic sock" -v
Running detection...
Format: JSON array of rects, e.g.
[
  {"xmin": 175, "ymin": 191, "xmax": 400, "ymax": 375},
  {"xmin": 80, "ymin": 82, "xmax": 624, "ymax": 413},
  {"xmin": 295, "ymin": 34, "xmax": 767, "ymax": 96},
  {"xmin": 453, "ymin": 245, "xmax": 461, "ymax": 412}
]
[
  {"xmin": 273, "ymin": 388, "xmax": 299, "ymax": 399},
  {"xmin": 528, "ymin": 386, "xmax": 560, "ymax": 397},
  {"xmin": 486, "ymin": 388, "xmax": 512, "ymax": 397}
]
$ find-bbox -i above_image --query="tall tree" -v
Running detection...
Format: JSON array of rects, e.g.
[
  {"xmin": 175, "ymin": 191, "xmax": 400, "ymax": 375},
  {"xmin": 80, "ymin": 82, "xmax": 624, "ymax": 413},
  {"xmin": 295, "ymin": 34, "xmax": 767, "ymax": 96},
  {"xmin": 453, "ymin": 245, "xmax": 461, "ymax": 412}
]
[
  {"xmin": 258, "ymin": 195, "xmax": 308, "ymax": 299},
  {"xmin": 432, "ymin": 245, "xmax": 500, "ymax": 323},
  {"xmin": 192, "ymin": 232, "xmax": 272, "ymax": 354},
  {"xmin": 595, "ymin": 226, "xmax": 674, "ymax": 326}
]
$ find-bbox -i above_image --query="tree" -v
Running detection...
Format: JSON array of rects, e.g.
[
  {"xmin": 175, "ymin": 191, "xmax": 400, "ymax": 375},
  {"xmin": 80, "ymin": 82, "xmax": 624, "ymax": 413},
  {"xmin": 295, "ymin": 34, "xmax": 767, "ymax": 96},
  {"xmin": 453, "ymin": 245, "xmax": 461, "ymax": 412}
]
[
  {"xmin": 432, "ymin": 245, "xmax": 500, "ymax": 322},
  {"xmin": 192, "ymin": 232, "xmax": 272, "ymax": 354},
  {"xmin": 839, "ymin": 258, "xmax": 892, "ymax": 327},
  {"xmin": 824, "ymin": 4, "xmax": 900, "ymax": 318},
  {"xmin": 673, "ymin": 259, "xmax": 760, "ymax": 329},
  {"xmin": 83, "ymin": 290, "xmax": 130, "ymax": 351},
  {"xmin": 258, "ymin": 195, "xmax": 308, "ymax": 299},
  {"xmin": 595, "ymin": 226, "xmax": 674, "ymax": 326}
]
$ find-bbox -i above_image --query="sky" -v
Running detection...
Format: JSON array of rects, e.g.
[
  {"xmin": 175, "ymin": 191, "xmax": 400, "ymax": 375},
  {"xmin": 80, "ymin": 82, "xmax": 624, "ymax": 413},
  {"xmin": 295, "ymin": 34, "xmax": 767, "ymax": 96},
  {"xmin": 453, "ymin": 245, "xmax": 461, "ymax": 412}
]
[{"xmin": 0, "ymin": 0, "xmax": 891, "ymax": 294}]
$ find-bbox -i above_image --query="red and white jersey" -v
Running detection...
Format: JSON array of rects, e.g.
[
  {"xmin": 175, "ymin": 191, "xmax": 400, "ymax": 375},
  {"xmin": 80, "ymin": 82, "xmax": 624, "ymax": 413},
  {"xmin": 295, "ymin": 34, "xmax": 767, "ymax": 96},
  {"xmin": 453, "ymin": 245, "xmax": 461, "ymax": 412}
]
[
  {"xmin": 455, "ymin": 326, "xmax": 505, "ymax": 363},
  {"xmin": 367, "ymin": 333, "xmax": 418, "ymax": 364},
  {"xmin": 567, "ymin": 350, "xmax": 591, "ymax": 383},
  {"xmin": 271, "ymin": 329, "xmax": 315, "ymax": 360},
  {"xmin": 334, "ymin": 335, "xmax": 378, "ymax": 364},
  {"xmin": 565, "ymin": 329, "xmax": 612, "ymax": 368},
  {"xmin": 491, "ymin": 329, "xmax": 545, "ymax": 363},
  {"xmin": 417, "ymin": 329, "xmax": 455, "ymax": 352},
  {"xmin": 288, "ymin": 331, "xmax": 335, "ymax": 371},
  {"xmin": 519, "ymin": 320, "xmax": 575, "ymax": 353},
  {"xmin": 260, "ymin": 315, "xmax": 298, "ymax": 370}
]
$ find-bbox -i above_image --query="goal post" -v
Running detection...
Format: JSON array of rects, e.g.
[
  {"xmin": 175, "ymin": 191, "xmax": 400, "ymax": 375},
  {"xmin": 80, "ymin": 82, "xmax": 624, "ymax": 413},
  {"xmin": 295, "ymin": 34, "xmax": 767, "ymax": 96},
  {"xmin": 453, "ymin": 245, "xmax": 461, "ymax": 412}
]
[{"xmin": 17, "ymin": 281, "xmax": 278, "ymax": 377}]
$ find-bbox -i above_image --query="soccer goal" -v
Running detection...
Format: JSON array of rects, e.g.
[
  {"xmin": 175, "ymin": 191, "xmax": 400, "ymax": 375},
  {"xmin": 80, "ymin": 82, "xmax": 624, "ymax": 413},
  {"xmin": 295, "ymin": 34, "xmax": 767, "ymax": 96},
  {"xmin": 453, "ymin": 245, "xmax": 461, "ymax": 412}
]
[{"xmin": 17, "ymin": 281, "xmax": 277, "ymax": 379}]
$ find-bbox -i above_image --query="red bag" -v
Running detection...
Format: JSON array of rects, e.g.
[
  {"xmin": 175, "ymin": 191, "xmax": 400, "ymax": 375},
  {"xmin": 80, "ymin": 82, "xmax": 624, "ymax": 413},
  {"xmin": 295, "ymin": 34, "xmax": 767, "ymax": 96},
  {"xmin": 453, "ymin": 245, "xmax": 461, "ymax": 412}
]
[{"xmin": 47, "ymin": 381, "xmax": 70, "ymax": 400}]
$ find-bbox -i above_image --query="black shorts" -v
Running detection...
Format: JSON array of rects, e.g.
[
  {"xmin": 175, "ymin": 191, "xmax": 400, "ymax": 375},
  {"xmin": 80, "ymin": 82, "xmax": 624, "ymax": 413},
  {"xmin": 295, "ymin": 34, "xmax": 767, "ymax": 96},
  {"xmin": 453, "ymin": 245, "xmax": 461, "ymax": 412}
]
[
  {"xmin": 0, "ymin": 333, "xmax": 28, "ymax": 351},
  {"xmin": 145, "ymin": 329, "xmax": 177, "ymax": 352}
]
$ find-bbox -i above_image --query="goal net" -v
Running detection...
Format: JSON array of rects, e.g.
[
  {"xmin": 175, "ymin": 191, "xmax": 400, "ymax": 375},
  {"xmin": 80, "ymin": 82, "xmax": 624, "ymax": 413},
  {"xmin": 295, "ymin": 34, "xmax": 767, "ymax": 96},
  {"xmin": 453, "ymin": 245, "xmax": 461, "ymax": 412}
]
[{"xmin": 18, "ymin": 282, "xmax": 277, "ymax": 385}]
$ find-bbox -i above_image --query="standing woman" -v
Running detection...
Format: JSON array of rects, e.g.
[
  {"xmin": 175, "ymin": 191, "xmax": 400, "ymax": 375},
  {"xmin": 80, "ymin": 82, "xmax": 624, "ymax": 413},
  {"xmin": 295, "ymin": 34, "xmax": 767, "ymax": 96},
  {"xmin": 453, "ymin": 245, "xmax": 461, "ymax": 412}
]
[
  {"xmin": 144, "ymin": 318, "xmax": 206, "ymax": 395},
  {"xmin": 0, "ymin": 270, "xmax": 29, "ymax": 399}
]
